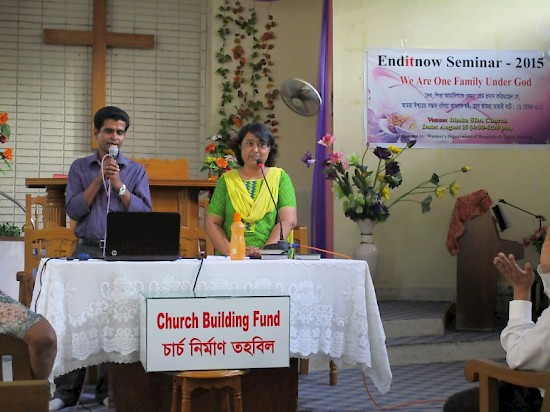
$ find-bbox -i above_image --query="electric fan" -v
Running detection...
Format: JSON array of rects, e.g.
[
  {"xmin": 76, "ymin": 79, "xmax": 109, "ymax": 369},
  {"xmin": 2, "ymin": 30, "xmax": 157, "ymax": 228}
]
[{"xmin": 280, "ymin": 78, "xmax": 322, "ymax": 116}]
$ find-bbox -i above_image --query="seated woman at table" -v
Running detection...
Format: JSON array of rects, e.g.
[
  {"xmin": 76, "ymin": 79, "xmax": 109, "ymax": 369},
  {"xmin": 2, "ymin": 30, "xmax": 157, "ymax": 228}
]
[
  {"xmin": 206, "ymin": 122, "xmax": 297, "ymax": 257},
  {"xmin": 0, "ymin": 290, "xmax": 57, "ymax": 379}
]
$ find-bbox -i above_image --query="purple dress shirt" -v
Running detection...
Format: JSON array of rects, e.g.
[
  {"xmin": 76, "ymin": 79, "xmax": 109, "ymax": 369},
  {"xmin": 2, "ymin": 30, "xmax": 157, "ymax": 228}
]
[{"xmin": 65, "ymin": 151, "xmax": 152, "ymax": 241}]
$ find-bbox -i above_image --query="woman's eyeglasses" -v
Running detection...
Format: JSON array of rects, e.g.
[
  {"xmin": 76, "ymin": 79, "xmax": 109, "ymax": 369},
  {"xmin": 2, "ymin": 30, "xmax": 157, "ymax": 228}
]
[{"xmin": 242, "ymin": 140, "xmax": 270, "ymax": 150}]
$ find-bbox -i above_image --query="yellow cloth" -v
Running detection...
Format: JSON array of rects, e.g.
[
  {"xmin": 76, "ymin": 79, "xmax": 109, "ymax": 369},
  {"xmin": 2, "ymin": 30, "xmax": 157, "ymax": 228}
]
[{"xmin": 225, "ymin": 168, "xmax": 282, "ymax": 224}]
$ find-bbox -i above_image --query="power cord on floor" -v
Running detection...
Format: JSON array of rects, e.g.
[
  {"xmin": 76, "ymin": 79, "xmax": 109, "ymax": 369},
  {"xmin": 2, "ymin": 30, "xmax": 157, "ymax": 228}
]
[{"xmin": 362, "ymin": 372, "xmax": 447, "ymax": 410}]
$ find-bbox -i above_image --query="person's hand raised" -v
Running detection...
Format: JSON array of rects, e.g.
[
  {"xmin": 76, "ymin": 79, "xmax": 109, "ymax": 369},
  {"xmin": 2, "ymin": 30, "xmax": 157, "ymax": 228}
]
[
  {"xmin": 539, "ymin": 228, "xmax": 550, "ymax": 273},
  {"xmin": 493, "ymin": 252, "xmax": 533, "ymax": 301}
]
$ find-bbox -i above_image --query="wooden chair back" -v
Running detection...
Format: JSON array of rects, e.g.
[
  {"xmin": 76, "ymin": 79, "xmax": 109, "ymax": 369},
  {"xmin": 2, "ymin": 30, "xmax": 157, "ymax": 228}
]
[
  {"xmin": 17, "ymin": 227, "xmax": 78, "ymax": 307},
  {"xmin": 465, "ymin": 358, "xmax": 550, "ymax": 412},
  {"xmin": 0, "ymin": 335, "xmax": 49, "ymax": 411},
  {"xmin": 180, "ymin": 226, "xmax": 214, "ymax": 258},
  {"xmin": 24, "ymin": 194, "xmax": 47, "ymax": 231},
  {"xmin": 292, "ymin": 226, "xmax": 309, "ymax": 254},
  {"xmin": 132, "ymin": 158, "xmax": 189, "ymax": 181}
]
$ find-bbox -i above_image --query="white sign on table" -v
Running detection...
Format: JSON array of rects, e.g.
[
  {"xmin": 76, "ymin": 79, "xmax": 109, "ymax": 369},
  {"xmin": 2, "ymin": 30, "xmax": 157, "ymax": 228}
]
[{"xmin": 140, "ymin": 294, "xmax": 290, "ymax": 372}]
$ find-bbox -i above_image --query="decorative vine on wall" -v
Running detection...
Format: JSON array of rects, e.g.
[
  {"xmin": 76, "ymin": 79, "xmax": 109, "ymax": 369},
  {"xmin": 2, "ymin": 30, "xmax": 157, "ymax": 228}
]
[
  {"xmin": 203, "ymin": 0, "xmax": 280, "ymax": 177},
  {"xmin": 215, "ymin": 0, "xmax": 279, "ymax": 139}
]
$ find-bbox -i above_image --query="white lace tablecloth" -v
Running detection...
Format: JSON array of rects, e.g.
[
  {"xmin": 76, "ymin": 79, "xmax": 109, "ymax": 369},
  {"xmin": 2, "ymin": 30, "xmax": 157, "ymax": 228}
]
[{"xmin": 31, "ymin": 258, "xmax": 392, "ymax": 393}]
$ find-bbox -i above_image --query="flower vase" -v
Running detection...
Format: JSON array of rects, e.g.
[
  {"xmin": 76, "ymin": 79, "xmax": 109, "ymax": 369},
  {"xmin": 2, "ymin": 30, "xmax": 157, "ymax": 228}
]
[{"xmin": 353, "ymin": 219, "xmax": 380, "ymax": 281}]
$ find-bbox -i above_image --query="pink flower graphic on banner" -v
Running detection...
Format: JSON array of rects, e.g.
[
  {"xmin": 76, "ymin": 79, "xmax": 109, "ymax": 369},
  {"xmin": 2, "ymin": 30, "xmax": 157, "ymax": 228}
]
[{"xmin": 368, "ymin": 110, "xmax": 417, "ymax": 143}]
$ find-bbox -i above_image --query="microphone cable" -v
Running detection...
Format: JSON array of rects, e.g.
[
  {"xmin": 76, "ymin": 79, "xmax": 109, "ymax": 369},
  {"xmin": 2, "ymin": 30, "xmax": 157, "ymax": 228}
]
[
  {"xmin": 100, "ymin": 145, "xmax": 119, "ymax": 257},
  {"xmin": 192, "ymin": 257, "xmax": 205, "ymax": 297},
  {"xmin": 256, "ymin": 159, "xmax": 289, "ymax": 251}
]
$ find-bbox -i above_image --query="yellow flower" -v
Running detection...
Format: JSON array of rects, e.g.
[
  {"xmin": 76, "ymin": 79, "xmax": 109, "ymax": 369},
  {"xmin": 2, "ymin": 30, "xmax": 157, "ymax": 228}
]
[
  {"xmin": 381, "ymin": 187, "xmax": 390, "ymax": 200},
  {"xmin": 388, "ymin": 145, "xmax": 401, "ymax": 154},
  {"xmin": 435, "ymin": 186, "xmax": 446, "ymax": 199},
  {"xmin": 449, "ymin": 181, "xmax": 460, "ymax": 197}
]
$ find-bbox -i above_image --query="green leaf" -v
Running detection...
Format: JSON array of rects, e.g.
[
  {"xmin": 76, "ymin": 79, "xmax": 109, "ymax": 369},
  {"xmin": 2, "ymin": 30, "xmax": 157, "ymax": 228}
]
[
  {"xmin": 429, "ymin": 173, "xmax": 440, "ymax": 186},
  {"xmin": 0, "ymin": 124, "xmax": 9, "ymax": 139},
  {"xmin": 421, "ymin": 196, "xmax": 433, "ymax": 213}
]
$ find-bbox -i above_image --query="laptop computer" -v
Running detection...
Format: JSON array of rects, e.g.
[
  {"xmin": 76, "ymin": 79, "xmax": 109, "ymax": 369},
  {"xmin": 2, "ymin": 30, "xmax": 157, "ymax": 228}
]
[{"xmin": 105, "ymin": 212, "xmax": 181, "ymax": 261}]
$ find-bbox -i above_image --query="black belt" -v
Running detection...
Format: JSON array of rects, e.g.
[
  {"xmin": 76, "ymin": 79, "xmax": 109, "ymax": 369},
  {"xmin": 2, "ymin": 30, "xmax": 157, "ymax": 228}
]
[{"xmin": 78, "ymin": 238, "xmax": 105, "ymax": 248}]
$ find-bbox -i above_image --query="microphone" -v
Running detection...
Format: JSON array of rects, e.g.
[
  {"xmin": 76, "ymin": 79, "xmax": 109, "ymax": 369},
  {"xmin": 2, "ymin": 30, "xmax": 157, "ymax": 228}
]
[
  {"xmin": 256, "ymin": 159, "xmax": 289, "ymax": 252},
  {"xmin": 499, "ymin": 198, "xmax": 546, "ymax": 228},
  {"xmin": 108, "ymin": 145, "xmax": 119, "ymax": 159}
]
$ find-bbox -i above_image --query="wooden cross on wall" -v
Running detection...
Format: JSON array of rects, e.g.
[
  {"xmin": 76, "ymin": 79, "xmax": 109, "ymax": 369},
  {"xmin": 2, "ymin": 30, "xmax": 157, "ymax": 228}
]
[{"xmin": 43, "ymin": 0, "xmax": 155, "ymax": 149}]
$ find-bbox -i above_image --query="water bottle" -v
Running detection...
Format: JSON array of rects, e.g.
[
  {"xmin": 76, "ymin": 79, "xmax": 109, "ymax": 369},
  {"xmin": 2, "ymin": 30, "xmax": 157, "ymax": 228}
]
[{"xmin": 230, "ymin": 212, "xmax": 246, "ymax": 260}]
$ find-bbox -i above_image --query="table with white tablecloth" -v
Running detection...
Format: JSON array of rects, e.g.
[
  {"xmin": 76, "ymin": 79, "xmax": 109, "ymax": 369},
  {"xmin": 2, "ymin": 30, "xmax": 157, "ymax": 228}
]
[{"xmin": 31, "ymin": 258, "xmax": 392, "ymax": 393}]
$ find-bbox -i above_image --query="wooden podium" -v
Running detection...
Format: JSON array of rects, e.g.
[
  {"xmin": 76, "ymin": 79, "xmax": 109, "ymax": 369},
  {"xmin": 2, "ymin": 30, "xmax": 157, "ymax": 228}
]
[
  {"xmin": 456, "ymin": 210, "xmax": 524, "ymax": 330},
  {"xmin": 25, "ymin": 177, "xmax": 216, "ymax": 230}
]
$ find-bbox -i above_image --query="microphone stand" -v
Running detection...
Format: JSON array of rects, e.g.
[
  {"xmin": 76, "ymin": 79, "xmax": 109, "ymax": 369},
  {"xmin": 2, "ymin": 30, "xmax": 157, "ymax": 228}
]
[
  {"xmin": 499, "ymin": 199, "xmax": 546, "ymax": 228},
  {"xmin": 257, "ymin": 160, "xmax": 289, "ymax": 252}
]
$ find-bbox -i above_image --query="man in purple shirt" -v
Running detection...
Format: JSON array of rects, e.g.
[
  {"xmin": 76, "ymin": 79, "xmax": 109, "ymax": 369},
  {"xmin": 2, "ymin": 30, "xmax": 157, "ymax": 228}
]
[{"xmin": 50, "ymin": 106, "xmax": 152, "ymax": 411}]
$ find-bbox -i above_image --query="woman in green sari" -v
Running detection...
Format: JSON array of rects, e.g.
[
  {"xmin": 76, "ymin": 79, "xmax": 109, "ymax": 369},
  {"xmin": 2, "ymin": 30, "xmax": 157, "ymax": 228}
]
[{"xmin": 206, "ymin": 123, "xmax": 297, "ymax": 257}]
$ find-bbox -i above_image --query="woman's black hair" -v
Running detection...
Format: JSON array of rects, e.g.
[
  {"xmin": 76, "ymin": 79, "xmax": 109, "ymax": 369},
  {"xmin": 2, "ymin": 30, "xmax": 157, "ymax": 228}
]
[{"xmin": 231, "ymin": 123, "xmax": 279, "ymax": 167}]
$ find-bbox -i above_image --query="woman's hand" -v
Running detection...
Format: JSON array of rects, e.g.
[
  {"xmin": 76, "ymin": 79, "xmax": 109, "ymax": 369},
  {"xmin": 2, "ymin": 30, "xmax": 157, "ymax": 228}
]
[{"xmin": 246, "ymin": 246, "xmax": 261, "ymax": 258}]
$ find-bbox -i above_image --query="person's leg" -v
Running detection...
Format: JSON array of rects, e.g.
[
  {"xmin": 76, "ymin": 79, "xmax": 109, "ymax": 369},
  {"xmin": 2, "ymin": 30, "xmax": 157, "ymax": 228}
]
[
  {"xmin": 443, "ymin": 386, "xmax": 479, "ymax": 412},
  {"xmin": 499, "ymin": 382, "xmax": 542, "ymax": 411},
  {"xmin": 21, "ymin": 318, "xmax": 57, "ymax": 379},
  {"xmin": 0, "ymin": 290, "xmax": 57, "ymax": 380},
  {"xmin": 95, "ymin": 364, "xmax": 109, "ymax": 404},
  {"xmin": 50, "ymin": 368, "xmax": 87, "ymax": 409}
]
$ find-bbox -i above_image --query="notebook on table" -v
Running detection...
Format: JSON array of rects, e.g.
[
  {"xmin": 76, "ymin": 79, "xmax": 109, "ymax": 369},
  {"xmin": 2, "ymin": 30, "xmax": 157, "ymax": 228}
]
[{"xmin": 105, "ymin": 212, "xmax": 181, "ymax": 261}]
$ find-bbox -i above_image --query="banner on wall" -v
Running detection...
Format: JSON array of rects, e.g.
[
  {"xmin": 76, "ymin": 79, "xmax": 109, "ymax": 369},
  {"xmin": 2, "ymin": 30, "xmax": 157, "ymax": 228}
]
[{"xmin": 365, "ymin": 48, "xmax": 550, "ymax": 147}]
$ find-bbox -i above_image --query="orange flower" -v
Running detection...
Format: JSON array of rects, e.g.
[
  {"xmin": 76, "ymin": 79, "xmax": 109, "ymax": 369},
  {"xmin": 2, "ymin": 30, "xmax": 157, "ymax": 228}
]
[
  {"xmin": 215, "ymin": 157, "xmax": 228, "ymax": 168},
  {"xmin": 205, "ymin": 143, "xmax": 216, "ymax": 153},
  {"xmin": 3, "ymin": 148, "xmax": 13, "ymax": 161},
  {"xmin": 231, "ymin": 115, "xmax": 242, "ymax": 128},
  {"xmin": 0, "ymin": 112, "xmax": 7, "ymax": 125}
]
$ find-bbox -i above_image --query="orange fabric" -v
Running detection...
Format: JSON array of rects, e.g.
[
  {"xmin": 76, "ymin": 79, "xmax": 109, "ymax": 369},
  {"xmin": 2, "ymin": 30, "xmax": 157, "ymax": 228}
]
[{"xmin": 446, "ymin": 189, "xmax": 493, "ymax": 256}]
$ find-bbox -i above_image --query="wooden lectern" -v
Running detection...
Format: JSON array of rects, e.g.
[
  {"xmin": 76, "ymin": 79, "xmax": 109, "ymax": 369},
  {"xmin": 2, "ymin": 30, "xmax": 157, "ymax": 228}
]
[{"xmin": 456, "ymin": 210, "xmax": 524, "ymax": 330}]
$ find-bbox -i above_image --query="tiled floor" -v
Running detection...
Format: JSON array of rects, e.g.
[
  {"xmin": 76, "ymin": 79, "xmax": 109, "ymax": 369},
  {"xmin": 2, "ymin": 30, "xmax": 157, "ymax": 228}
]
[
  {"xmin": 58, "ymin": 360, "xmax": 478, "ymax": 411},
  {"xmin": 56, "ymin": 301, "xmax": 490, "ymax": 411}
]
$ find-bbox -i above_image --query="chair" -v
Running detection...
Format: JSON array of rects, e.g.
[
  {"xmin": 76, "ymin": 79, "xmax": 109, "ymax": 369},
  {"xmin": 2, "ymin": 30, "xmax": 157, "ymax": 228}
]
[
  {"xmin": 180, "ymin": 226, "xmax": 214, "ymax": 258},
  {"xmin": 0, "ymin": 335, "xmax": 50, "ymax": 411},
  {"xmin": 464, "ymin": 358, "xmax": 550, "ymax": 412},
  {"xmin": 17, "ymin": 226, "xmax": 77, "ymax": 307},
  {"xmin": 24, "ymin": 194, "xmax": 47, "ymax": 231},
  {"xmin": 291, "ymin": 226, "xmax": 309, "ymax": 254},
  {"xmin": 291, "ymin": 226, "xmax": 339, "ymax": 386},
  {"xmin": 171, "ymin": 369, "xmax": 247, "ymax": 412}
]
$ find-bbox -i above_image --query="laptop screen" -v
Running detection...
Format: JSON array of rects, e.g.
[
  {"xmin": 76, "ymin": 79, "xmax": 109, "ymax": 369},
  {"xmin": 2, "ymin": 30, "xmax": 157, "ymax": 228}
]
[{"xmin": 105, "ymin": 212, "xmax": 181, "ymax": 261}]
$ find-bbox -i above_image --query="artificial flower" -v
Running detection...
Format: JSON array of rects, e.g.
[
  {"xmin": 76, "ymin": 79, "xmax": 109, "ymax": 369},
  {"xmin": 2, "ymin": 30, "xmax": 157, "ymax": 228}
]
[
  {"xmin": 301, "ymin": 134, "xmax": 472, "ymax": 223},
  {"xmin": 523, "ymin": 226, "xmax": 547, "ymax": 255},
  {"xmin": 0, "ymin": 112, "xmax": 13, "ymax": 174}
]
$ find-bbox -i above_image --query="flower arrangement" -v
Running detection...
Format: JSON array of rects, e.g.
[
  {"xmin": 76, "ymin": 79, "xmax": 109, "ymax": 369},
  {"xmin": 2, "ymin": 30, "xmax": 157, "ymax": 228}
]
[
  {"xmin": 201, "ymin": 132, "xmax": 240, "ymax": 179},
  {"xmin": 523, "ymin": 226, "xmax": 547, "ymax": 255},
  {"xmin": 204, "ymin": 0, "xmax": 279, "ymax": 178},
  {"xmin": 301, "ymin": 134, "xmax": 472, "ymax": 223},
  {"xmin": 0, "ymin": 112, "xmax": 13, "ymax": 174}
]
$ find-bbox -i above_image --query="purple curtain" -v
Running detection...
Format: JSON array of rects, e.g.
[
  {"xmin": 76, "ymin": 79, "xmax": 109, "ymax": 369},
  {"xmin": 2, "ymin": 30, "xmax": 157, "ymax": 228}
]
[{"xmin": 311, "ymin": 0, "xmax": 333, "ymax": 254}]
